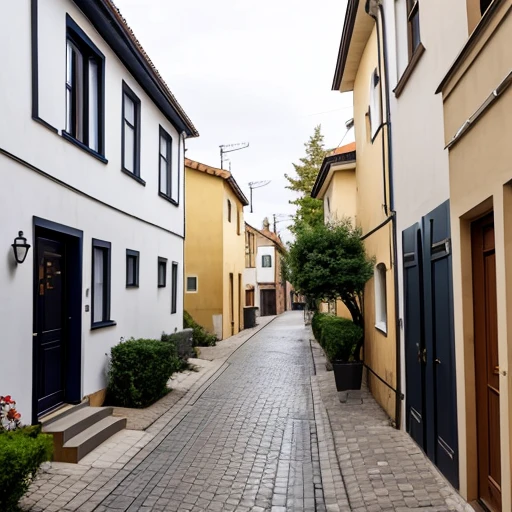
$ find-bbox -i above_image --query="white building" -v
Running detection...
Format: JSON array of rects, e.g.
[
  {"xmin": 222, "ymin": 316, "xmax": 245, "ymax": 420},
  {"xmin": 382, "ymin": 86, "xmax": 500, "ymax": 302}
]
[{"xmin": 0, "ymin": 0, "xmax": 198, "ymax": 424}]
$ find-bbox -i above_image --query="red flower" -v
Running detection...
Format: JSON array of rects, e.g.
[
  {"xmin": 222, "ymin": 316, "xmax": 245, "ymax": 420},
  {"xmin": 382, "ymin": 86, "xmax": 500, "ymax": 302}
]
[
  {"xmin": 6, "ymin": 408, "xmax": 21, "ymax": 421},
  {"xmin": 3, "ymin": 395, "xmax": 14, "ymax": 404}
]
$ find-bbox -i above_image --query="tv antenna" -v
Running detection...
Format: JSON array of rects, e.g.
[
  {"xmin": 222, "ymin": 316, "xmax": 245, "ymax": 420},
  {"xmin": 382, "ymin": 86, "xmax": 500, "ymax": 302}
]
[
  {"xmin": 220, "ymin": 142, "xmax": 249, "ymax": 170},
  {"xmin": 248, "ymin": 180, "xmax": 271, "ymax": 213}
]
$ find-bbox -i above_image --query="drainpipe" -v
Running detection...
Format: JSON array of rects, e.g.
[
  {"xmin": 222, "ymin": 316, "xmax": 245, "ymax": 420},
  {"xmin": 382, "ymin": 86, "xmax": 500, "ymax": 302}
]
[{"xmin": 366, "ymin": 0, "xmax": 403, "ymax": 429}]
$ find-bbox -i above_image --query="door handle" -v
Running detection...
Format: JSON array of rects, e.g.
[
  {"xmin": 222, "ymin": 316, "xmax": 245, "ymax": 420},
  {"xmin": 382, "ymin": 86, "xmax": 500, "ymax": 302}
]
[{"xmin": 435, "ymin": 358, "xmax": 441, "ymax": 364}]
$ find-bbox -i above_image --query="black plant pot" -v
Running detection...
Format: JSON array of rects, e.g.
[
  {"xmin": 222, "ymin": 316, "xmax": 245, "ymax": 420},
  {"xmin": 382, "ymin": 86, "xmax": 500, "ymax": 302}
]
[{"xmin": 332, "ymin": 361, "xmax": 363, "ymax": 391}]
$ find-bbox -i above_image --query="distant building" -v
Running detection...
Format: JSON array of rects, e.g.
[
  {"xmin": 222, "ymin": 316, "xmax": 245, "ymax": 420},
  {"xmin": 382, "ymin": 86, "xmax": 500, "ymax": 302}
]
[
  {"xmin": 244, "ymin": 220, "xmax": 290, "ymax": 317},
  {"xmin": 184, "ymin": 159, "xmax": 248, "ymax": 339}
]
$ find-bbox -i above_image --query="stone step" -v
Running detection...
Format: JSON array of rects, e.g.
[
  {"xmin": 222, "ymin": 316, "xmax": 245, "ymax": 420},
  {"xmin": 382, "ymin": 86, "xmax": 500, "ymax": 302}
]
[
  {"xmin": 43, "ymin": 406, "xmax": 126, "ymax": 463},
  {"xmin": 58, "ymin": 416, "xmax": 127, "ymax": 464}
]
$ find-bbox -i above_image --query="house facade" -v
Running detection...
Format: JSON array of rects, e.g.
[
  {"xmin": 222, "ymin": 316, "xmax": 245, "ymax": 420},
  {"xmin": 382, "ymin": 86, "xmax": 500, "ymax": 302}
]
[
  {"xmin": 184, "ymin": 159, "xmax": 248, "ymax": 339},
  {"xmin": 0, "ymin": 0, "xmax": 197, "ymax": 423},
  {"xmin": 316, "ymin": 3, "xmax": 398, "ymax": 422},
  {"xmin": 439, "ymin": 1, "xmax": 512, "ymax": 509},
  {"xmin": 244, "ymin": 220, "xmax": 289, "ymax": 317}
]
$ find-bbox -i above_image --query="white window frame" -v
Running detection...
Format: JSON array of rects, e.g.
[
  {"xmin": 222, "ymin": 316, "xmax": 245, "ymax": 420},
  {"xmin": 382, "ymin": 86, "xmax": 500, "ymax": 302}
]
[
  {"xmin": 186, "ymin": 275, "xmax": 198, "ymax": 293},
  {"xmin": 369, "ymin": 68, "xmax": 382, "ymax": 140}
]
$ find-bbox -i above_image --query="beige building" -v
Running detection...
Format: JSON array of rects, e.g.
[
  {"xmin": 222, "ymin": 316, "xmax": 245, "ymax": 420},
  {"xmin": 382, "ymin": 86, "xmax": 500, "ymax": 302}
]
[
  {"xmin": 438, "ymin": 1, "xmax": 512, "ymax": 510},
  {"xmin": 313, "ymin": 5, "xmax": 398, "ymax": 421},
  {"xmin": 184, "ymin": 159, "xmax": 248, "ymax": 339},
  {"xmin": 244, "ymin": 221, "xmax": 289, "ymax": 316}
]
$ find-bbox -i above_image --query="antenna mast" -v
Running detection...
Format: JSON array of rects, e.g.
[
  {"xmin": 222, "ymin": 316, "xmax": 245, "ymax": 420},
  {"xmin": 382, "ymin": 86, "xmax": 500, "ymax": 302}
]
[
  {"xmin": 220, "ymin": 142, "xmax": 249, "ymax": 170},
  {"xmin": 248, "ymin": 180, "xmax": 271, "ymax": 213}
]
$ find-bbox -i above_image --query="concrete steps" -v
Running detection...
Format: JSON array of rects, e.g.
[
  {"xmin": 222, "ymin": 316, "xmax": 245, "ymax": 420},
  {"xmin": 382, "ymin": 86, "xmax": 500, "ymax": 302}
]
[{"xmin": 43, "ymin": 405, "xmax": 126, "ymax": 463}]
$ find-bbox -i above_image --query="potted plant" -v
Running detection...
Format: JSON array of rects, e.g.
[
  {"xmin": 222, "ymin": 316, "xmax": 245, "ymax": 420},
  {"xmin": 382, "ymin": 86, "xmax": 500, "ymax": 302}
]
[{"xmin": 321, "ymin": 317, "xmax": 364, "ymax": 391}]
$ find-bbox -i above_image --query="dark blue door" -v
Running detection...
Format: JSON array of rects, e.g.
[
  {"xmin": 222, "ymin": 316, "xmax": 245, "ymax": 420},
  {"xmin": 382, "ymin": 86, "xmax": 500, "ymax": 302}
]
[
  {"xmin": 403, "ymin": 224, "xmax": 426, "ymax": 450},
  {"xmin": 35, "ymin": 237, "xmax": 66, "ymax": 416},
  {"xmin": 402, "ymin": 200, "xmax": 459, "ymax": 489}
]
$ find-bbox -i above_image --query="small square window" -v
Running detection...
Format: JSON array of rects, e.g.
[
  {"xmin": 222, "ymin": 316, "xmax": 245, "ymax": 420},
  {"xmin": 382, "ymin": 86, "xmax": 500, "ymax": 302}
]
[
  {"xmin": 158, "ymin": 257, "xmax": 167, "ymax": 288},
  {"xmin": 126, "ymin": 249, "xmax": 139, "ymax": 287},
  {"xmin": 186, "ymin": 276, "xmax": 198, "ymax": 292},
  {"xmin": 262, "ymin": 255, "xmax": 272, "ymax": 268}
]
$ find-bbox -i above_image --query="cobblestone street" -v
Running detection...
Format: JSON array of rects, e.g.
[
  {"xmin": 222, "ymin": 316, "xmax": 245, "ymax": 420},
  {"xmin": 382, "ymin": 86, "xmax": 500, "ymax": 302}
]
[{"xmin": 23, "ymin": 312, "xmax": 472, "ymax": 512}]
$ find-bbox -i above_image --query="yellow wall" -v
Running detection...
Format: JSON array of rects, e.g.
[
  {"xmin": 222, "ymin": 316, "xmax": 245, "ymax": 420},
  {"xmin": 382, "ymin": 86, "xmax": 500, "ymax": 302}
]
[
  {"xmin": 221, "ymin": 182, "xmax": 246, "ymax": 338},
  {"xmin": 352, "ymin": 27, "xmax": 397, "ymax": 419},
  {"xmin": 441, "ymin": 2, "xmax": 512, "ymax": 506},
  {"xmin": 184, "ymin": 169, "xmax": 224, "ymax": 334}
]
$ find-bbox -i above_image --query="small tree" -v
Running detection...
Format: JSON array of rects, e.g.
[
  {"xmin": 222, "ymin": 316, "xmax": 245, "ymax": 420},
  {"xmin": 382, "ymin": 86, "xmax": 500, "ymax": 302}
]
[
  {"xmin": 285, "ymin": 125, "xmax": 327, "ymax": 233},
  {"xmin": 287, "ymin": 220, "xmax": 374, "ymax": 357}
]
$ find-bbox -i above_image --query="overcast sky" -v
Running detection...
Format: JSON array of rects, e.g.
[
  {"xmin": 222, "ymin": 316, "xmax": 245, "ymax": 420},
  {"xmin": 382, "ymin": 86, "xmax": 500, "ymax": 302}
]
[{"xmin": 115, "ymin": 0, "xmax": 354, "ymax": 242}]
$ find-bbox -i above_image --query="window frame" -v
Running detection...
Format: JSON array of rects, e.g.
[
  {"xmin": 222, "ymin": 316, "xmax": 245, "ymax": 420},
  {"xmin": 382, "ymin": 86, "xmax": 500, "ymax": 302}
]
[
  {"xmin": 227, "ymin": 200, "xmax": 232, "ymax": 222},
  {"xmin": 91, "ymin": 239, "xmax": 115, "ymax": 330},
  {"xmin": 121, "ymin": 81, "xmax": 144, "ymax": 185},
  {"xmin": 186, "ymin": 275, "xmax": 198, "ymax": 293},
  {"xmin": 158, "ymin": 257, "xmax": 167, "ymax": 288},
  {"xmin": 126, "ymin": 249, "xmax": 140, "ymax": 288},
  {"xmin": 369, "ymin": 68, "xmax": 382, "ymax": 141},
  {"xmin": 158, "ymin": 126, "xmax": 177, "ymax": 204},
  {"xmin": 262, "ymin": 254, "xmax": 272, "ymax": 268},
  {"xmin": 406, "ymin": 0, "xmax": 421, "ymax": 60},
  {"xmin": 171, "ymin": 262, "xmax": 179, "ymax": 314},
  {"xmin": 374, "ymin": 263, "xmax": 388, "ymax": 334},
  {"xmin": 65, "ymin": 15, "xmax": 105, "ymax": 159}
]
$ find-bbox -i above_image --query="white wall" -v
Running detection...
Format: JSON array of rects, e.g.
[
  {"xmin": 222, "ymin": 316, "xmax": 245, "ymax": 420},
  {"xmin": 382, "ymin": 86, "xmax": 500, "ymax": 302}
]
[
  {"xmin": 256, "ymin": 246, "xmax": 275, "ymax": 284},
  {"xmin": 0, "ymin": 0, "xmax": 188, "ymax": 421},
  {"xmin": 382, "ymin": 0, "xmax": 469, "ymax": 427}
]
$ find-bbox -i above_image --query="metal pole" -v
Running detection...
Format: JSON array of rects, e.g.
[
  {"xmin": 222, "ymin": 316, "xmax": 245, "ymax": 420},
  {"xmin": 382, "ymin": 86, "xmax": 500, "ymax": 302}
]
[{"xmin": 250, "ymin": 187, "xmax": 253, "ymax": 213}]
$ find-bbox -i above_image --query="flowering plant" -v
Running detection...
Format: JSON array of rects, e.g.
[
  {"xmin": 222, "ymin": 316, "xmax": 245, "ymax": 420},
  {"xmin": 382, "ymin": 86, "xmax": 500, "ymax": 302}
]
[{"xmin": 0, "ymin": 395, "xmax": 22, "ymax": 431}]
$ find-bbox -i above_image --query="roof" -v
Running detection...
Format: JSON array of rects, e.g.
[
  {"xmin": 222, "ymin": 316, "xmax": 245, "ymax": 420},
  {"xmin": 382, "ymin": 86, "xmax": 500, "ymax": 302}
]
[
  {"xmin": 185, "ymin": 159, "xmax": 249, "ymax": 206},
  {"xmin": 332, "ymin": 0, "xmax": 375, "ymax": 92},
  {"xmin": 311, "ymin": 143, "xmax": 357, "ymax": 198},
  {"xmin": 245, "ymin": 222, "xmax": 287, "ymax": 253},
  {"xmin": 74, "ymin": 0, "xmax": 198, "ymax": 137}
]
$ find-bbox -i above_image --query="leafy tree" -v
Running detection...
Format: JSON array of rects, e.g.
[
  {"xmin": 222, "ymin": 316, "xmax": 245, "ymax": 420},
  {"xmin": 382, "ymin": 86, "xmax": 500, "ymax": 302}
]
[
  {"xmin": 287, "ymin": 220, "xmax": 374, "ymax": 358},
  {"xmin": 285, "ymin": 125, "xmax": 327, "ymax": 233}
]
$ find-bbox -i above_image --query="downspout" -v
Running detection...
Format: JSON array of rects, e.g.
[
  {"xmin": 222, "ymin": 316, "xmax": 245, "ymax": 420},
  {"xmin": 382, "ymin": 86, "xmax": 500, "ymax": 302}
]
[{"xmin": 366, "ymin": 0, "xmax": 403, "ymax": 429}]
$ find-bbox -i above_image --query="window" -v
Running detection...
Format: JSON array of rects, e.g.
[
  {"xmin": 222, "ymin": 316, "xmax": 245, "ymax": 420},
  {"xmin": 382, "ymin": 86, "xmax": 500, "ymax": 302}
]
[
  {"xmin": 237, "ymin": 209, "xmax": 241, "ymax": 235},
  {"xmin": 246, "ymin": 289, "xmax": 254, "ymax": 307},
  {"xmin": 171, "ymin": 262, "xmax": 178, "ymax": 314},
  {"xmin": 262, "ymin": 255, "xmax": 272, "ymax": 268},
  {"xmin": 65, "ymin": 16, "xmax": 104, "ymax": 155},
  {"xmin": 406, "ymin": 0, "xmax": 421, "ymax": 59},
  {"xmin": 92, "ymin": 239, "xmax": 113, "ymax": 328},
  {"xmin": 126, "ymin": 249, "xmax": 139, "ymax": 287},
  {"xmin": 159, "ymin": 127, "xmax": 178, "ymax": 203},
  {"xmin": 158, "ymin": 257, "xmax": 167, "ymax": 288},
  {"xmin": 186, "ymin": 276, "xmax": 198, "ymax": 293},
  {"xmin": 122, "ymin": 82, "xmax": 142, "ymax": 182},
  {"xmin": 374, "ymin": 263, "xmax": 387, "ymax": 333},
  {"xmin": 369, "ymin": 68, "xmax": 382, "ymax": 140},
  {"xmin": 227, "ymin": 200, "xmax": 232, "ymax": 222}
]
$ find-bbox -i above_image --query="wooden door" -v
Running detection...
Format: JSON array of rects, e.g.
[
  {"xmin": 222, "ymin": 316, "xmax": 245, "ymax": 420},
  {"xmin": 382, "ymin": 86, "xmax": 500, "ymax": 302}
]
[
  {"xmin": 229, "ymin": 273, "xmax": 234, "ymax": 336},
  {"xmin": 472, "ymin": 213, "xmax": 501, "ymax": 512},
  {"xmin": 260, "ymin": 289, "xmax": 277, "ymax": 316},
  {"xmin": 35, "ymin": 237, "xmax": 66, "ymax": 416},
  {"xmin": 238, "ymin": 274, "xmax": 242, "ymax": 331}
]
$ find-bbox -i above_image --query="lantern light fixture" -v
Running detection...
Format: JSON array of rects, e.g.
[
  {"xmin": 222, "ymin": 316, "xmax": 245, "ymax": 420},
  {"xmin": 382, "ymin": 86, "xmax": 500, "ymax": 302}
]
[{"xmin": 11, "ymin": 231, "xmax": 31, "ymax": 264}]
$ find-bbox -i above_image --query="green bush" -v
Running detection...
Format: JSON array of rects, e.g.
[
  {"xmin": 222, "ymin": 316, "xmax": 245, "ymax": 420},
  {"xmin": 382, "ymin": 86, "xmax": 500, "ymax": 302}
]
[
  {"xmin": 184, "ymin": 311, "xmax": 218, "ymax": 347},
  {"xmin": 320, "ymin": 316, "xmax": 363, "ymax": 363},
  {"xmin": 312, "ymin": 312, "xmax": 332, "ymax": 344},
  {"xmin": 107, "ymin": 338, "xmax": 180, "ymax": 408},
  {"xmin": 0, "ymin": 425, "xmax": 53, "ymax": 512}
]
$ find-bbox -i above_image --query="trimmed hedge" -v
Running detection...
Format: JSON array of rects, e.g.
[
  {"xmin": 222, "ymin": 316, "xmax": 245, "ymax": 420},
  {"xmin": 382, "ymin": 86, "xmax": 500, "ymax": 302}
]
[
  {"xmin": 0, "ymin": 425, "xmax": 53, "ymax": 512},
  {"xmin": 107, "ymin": 338, "xmax": 180, "ymax": 408},
  {"xmin": 184, "ymin": 311, "xmax": 218, "ymax": 347},
  {"xmin": 312, "ymin": 313, "xmax": 363, "ymax": 363}
]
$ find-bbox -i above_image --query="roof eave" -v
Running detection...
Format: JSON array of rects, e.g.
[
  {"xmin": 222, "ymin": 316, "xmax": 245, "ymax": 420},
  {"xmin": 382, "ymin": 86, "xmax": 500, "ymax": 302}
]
[{"xmin": 311, "ymin": 151, "xmax": 357, "ymax": 198}]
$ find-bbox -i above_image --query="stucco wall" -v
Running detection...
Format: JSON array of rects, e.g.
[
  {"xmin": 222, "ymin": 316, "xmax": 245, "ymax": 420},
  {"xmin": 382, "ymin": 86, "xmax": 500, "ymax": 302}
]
[
  {"xmin": 441, "ymin": 3, "xmax": 512, "ymax": 505},
  {"xmin": 353, "ymin": 27, "xmax": 397, "ymax": 419},
  {"xmin": 221, "ymin": 184, "xmax": 246, "ymax": 338},
  {"xmin": 256, "ymin": 246, "xmax": 276, "ymax": 284},
  {"xmin": 184, "ymin": 169, "xmax": 223, "ymax": 335}
]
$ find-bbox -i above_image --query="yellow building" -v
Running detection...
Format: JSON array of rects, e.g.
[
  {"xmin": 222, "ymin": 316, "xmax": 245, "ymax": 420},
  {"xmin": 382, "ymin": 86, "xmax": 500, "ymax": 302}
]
[
  {"xmin": 313, "ymin": 4, "xmax": 398, "ymax": 421},
  {"xmin": 438, "ymin": 2, "xmax": 512, "ymax": 510},
  {"xmin": 184, "ymin": 159, "xmax": 248, "ymax": 340}
]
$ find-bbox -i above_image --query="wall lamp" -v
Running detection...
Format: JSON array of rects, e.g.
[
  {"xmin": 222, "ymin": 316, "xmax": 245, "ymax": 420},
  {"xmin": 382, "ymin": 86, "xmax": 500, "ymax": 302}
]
[{"xmin": 11, "ymin": 231, "xmax": 31, "ymax": 264}]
